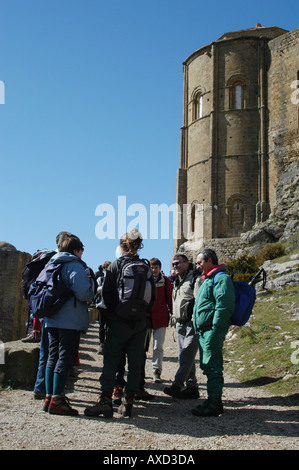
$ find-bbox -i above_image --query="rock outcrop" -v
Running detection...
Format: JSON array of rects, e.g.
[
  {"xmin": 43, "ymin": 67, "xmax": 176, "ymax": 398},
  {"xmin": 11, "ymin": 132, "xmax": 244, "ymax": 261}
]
[{"xmin": 0, "ymin": 340, "xmax": 40, "ymax": 388}]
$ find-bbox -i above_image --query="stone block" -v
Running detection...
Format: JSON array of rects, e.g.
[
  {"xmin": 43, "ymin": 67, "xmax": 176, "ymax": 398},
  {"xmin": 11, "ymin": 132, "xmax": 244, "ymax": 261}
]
[{"xmin": 0, "ymin": 340, "xmax": 40, "ymax": 388}]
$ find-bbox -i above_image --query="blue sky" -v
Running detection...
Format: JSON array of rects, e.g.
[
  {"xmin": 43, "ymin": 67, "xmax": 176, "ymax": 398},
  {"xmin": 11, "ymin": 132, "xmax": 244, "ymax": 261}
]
[{"xmin": 0, "ymin": 0, "xmax": 298, "ymax": 274}]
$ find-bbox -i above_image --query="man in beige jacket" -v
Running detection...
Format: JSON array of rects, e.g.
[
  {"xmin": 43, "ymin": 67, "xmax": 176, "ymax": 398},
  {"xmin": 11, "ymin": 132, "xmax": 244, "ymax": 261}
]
[{"xmin": 163, "ymin": 253, "xmax": 199, "ymax": 399}]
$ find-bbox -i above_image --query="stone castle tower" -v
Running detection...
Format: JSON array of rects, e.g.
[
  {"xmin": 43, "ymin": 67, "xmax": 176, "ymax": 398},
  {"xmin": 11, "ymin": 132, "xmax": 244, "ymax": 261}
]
[{"xmin": 175, "ymin": 24, "xmax": 299, "ymax": 259}]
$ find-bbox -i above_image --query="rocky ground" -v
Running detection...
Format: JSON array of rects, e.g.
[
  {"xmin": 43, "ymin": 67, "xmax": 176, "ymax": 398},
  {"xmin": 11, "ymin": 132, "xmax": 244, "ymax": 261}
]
[{"xmin": 0, "ymin": 322, "xmax": 298, "ymax": 452}]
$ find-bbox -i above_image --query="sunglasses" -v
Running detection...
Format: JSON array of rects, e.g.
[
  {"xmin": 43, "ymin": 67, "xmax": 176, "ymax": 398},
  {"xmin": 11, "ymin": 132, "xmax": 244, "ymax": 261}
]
[{"xmin": 172, "ymin": 261, "xmax": 183, "ymax": 267}]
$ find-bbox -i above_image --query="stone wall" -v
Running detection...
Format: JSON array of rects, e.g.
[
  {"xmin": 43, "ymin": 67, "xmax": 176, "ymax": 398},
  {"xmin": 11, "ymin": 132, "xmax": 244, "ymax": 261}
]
[
  {"xmin": 0, "ymin": 306, "xmax": 99, "ymax": 387},
  {"xmin": 177, "ymin": 237, "xmax": 245, "ymax": 264},
  {"xmin": 0, "ymin": 242, "xmax": 31, "ymax": 342},
  {"xmin": 267, "ymin": 28, "xmax": 299, "ymax": 211}
]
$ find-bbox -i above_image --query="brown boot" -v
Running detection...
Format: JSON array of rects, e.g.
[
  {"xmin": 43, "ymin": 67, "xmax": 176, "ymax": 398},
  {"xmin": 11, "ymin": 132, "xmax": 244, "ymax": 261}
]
[
  {"xmin": 48, "ymin": 394, "xmax": 78, "ymax": 416},
  {"xmin": 42, "ymin": 394, "xmax": 52, "ymax": 412}
]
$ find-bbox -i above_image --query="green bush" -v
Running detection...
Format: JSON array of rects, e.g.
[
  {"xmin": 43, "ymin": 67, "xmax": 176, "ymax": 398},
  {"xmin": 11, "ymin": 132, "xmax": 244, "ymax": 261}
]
[
  {"xmin": 256, "ymin": 242, "xmax": 286, "ymax": 265},
  {"xmin": 226, "ymin": 242, "xmax": 286, "ymax": 282},
  {"xmin": 233, "ymin": 272, "xmax": 257, "ymax": 283},
  {"xmin": 226, "ymin": 255, "xmax": 259, "ymax": 282}
]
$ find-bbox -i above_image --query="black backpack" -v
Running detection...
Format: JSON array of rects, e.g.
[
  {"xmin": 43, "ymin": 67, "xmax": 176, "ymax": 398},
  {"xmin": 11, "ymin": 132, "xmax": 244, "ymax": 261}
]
[
  {"xmin": 115, "ymin": 257, "xmax": 153, "ymax": 321},
  {"xmin": 21, "ymin": 250, "xmax": 56, "ymax": 299}
]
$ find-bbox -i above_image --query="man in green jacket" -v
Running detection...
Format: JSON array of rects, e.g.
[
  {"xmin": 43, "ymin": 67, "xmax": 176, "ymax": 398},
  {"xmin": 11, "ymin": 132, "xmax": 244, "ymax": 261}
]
[{"xmin": 192, "ymin": 249, "xmax": 235, "ymax": 417}]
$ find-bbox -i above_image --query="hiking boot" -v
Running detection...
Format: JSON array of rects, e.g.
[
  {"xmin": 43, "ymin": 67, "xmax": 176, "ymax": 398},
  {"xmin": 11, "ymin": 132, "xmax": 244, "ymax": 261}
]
[
  {"xmin": 191, "ymin": 398, "xmax": 223, "ymax": 417},
  {"xmin": 134, "ymin": 389, "xmax": 155, "ymax": 401},
  {"xmin": 179, "ymin": 388, "xmax": 199, "ymax": 399},
  {"xmin": 118, "ymin": 395, "xmax": 134, "ymax": 418},
  {"xmin": 21, "ymin": 332, "xmax": 40, "ymax": 343},
  {"xmin": 48, "ymin": 394, "xmax": 79, "ymax": 416},
  {"xmin": 34, "ymin": 391, "xmax": 46, "ymax": 400},
  {"xmin": 112, "ymin": 386, "xmax": 123, "ymax": 405},
  {"xmin": 163, "ymin": 384, "xmax": 182, "ymax": 398},
  {"xmin": 42, "ymin": 394, "xmax": 52, "ymax": 412},
  {"xmin": 153, "ymin": 369, "xmax": 162, "ymax": 383},
  {"xmin": 84, "ymin": 394, "xmax": 113, "ymax": 418}
]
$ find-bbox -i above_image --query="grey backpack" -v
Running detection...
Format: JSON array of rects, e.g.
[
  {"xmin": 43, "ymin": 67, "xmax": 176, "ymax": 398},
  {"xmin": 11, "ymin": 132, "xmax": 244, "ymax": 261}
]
[{"xmin": 115, "ymin": 257, "xmax": 153, "ymax": 321}]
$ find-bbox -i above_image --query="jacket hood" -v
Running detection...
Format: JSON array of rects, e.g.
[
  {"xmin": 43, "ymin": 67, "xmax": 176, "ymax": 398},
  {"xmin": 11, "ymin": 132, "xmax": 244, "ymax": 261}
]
[{"xmin": 49, "ymin": 251, "xmax": 87, "ymax": 268}]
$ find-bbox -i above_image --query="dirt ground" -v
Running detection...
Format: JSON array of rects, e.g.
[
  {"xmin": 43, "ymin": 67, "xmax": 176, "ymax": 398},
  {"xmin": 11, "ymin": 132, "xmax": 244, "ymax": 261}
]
[{"xmin": 0, "ymin": 322, "xmax": 298, "ymax": 451}]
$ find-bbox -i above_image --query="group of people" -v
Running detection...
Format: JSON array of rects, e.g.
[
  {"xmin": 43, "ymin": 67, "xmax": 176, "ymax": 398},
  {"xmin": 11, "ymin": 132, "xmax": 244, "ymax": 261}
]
[{"xmin": 28, "ymin": 229, "xmax": 235, "ymax": 419}]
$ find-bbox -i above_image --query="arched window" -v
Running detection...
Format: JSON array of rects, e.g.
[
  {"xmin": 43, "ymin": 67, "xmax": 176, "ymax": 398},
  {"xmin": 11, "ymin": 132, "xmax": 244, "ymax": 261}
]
[
  {"xmin": 228, "ymin": 196, "xmax": 245, "ymax": 229},
  {"xmin": 189, "ymin": 201, "xmax": 203, "ymax": 239},
  {"xmin": 227, "ymin": 75, "xmax": 246, "ymax": 110},
  {"xmin": 234, "ymin": 84, "xmax": 243, "ymax": 109},
  {"xmin": 196, "ymin": 94, "xmax": 203, "ymax": 119},
  {"xmin": 231, "ymin": 199, "xmax": 245, "ymax": 227},
  {"xmin": 191, "ymin": 204, "xmax": 196, "ymax": 234},
  {"xmin": 191, "ymin": 87, "xmax": 205, "ymax": 121}
]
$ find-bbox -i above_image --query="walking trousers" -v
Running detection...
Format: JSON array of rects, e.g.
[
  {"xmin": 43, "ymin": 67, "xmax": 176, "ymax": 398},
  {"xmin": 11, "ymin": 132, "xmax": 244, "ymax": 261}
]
[
  {"xmin": 174, "ymin": 320, "xmax": 199, "ymax": 389},
  {"xmin": 100, "ymin": 317, "xmax": 147, "ymax": 397},
  {"xmin": 198, "ymin": 326, "xmax": 229, "ymax": 401}
]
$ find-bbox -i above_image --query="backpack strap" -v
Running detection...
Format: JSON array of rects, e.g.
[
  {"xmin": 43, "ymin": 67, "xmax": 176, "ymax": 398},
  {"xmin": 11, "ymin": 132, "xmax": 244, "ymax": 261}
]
[
  {"xmin": 141, "ymin": 258, "xmax": 150, "ymax": 266},
  {"xmin": 213, "ymin": 272, "xmax": 227, "ymax": 283},
  {"xmin": 190, "ymin": 269, "xmax": 200, "ymax": 289}
]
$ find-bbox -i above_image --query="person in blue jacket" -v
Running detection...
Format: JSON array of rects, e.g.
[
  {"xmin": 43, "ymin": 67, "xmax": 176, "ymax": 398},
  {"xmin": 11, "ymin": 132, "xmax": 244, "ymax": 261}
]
[{"xmin": 42, "ymin": 236, "xmax": 95, "ymax": 416}]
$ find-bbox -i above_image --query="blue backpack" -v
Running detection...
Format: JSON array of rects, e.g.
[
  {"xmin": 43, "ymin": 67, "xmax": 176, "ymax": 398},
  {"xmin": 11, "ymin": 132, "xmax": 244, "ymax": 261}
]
[
  {"xmin": 21, "ymin": 249, "xmax": 56, "ymax": 299},
  {"xmin": 214, "ymin": 272, "xmax": 256, "ymax": 326},
  {"xmin": 28, "ymin": 262, "xmax": 74, "ymax": 319}
]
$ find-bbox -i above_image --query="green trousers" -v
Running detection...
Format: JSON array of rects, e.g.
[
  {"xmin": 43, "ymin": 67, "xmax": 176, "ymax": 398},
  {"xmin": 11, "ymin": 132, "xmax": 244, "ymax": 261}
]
[
  {"xmin": 198, "ymin": 327, "xmax": 229, "ymax": 401},
  {"xmin": 99, "ymin": 317, "xmax": 147, "ymax": 397}
]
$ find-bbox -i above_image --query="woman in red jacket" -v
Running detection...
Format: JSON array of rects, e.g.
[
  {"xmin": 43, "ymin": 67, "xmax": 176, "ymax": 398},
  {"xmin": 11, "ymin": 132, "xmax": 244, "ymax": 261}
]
[{"xmin": 149, "ymin": 258, "xmax": 173, "ymax": 383}]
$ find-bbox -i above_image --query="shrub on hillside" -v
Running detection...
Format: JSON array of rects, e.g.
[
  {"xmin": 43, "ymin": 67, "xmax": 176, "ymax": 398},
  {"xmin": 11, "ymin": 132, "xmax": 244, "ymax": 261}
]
[
  {"xmin": 256, "ymin": 242, "xmax": 285, "ymax": 266},
  {"xmin": 226, "ymin": 255, "xmax": 259, "ymax": 282}
]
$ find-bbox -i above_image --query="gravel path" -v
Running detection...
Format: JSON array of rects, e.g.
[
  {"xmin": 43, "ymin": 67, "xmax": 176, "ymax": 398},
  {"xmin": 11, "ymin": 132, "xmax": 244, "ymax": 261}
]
[{"xmin": 0, "ymin": 323, "xmax": 298, "ymax": 451}]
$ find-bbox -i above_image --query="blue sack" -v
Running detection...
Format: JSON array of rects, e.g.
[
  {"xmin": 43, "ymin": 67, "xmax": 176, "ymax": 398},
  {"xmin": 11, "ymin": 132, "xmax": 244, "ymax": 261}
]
[
  {"xmin": 21, "ymin": 249, "xmax": 56, "ymax": 299},
  {"xmin": 28, "ymin": 262, "xmax": 73, "ymax": 319},
  {"xmin": 214, "ymin": 272, "xmax": 256, "ymax": 326}
]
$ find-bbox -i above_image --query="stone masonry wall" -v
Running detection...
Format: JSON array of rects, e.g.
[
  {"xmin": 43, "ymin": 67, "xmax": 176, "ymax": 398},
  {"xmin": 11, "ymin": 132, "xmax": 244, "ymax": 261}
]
[
  {"xmin": 177, "ymin": 237, "xmax": 245, "ymax": 265},
  {"xmin": 0, "ymin": 243, "xmax": 31, "ymax": 342},
  {"xmin": 267, "ymin": 28, "xmax": 299, "ymax": 212}
]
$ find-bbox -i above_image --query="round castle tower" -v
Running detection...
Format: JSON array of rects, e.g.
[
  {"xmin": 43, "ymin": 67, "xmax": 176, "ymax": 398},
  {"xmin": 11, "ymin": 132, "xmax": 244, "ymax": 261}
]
[{"xmin": 175, "ymin": 24, "xmax": 289, "ymax": 251}]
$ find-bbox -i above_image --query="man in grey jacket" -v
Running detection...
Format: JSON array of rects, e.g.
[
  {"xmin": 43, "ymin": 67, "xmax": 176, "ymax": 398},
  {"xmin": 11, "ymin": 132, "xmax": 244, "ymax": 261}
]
[{"xmin": 163, "ymin": 253, "xmax": 199, "ymax": 399}]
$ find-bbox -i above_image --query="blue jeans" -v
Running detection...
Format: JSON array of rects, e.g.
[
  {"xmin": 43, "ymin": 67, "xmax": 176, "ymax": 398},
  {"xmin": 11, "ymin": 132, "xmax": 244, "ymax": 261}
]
[
  {"xmin": 174, "ymin": 320, "xmax": 199, "ymax": 389},
  {"xmin": 34, "ymin": 322, "xmax": 49, "ymax": 394},
  {"xmin": 46, "ymin": 327, "xmax": 80, "ymax": 376}
]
